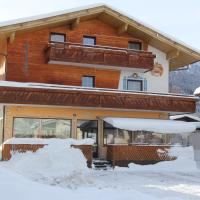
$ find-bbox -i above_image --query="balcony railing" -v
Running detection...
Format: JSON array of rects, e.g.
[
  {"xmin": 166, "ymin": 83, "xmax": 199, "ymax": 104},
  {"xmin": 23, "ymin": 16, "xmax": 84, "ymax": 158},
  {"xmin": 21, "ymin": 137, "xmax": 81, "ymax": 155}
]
[
  {"xmin": 45, "ymin": 42, "xmax": 156, "ymax": 71},
  {"xmin": 0, "ymin": 82, "xmax": 197, "ymax": 113}
]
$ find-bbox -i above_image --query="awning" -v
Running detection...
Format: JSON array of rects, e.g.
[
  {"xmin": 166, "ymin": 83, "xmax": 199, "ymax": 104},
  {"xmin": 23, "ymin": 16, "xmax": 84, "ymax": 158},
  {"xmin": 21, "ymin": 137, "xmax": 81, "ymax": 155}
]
[{"xmin": 103, "ymin": 118, "xmax": 197, "ymax": 134}]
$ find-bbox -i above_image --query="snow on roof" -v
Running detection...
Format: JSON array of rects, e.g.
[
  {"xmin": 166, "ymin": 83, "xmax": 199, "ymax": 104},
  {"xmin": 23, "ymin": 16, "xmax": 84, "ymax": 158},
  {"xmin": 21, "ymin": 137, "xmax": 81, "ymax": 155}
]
[
  {"xmin": 0, "ymin": 81, "xmax": 198, "ymax": 100},
  {"xmin": 0, "ymin": 3, "xmax": 105, "ymax": 27},
  {"xmin": 194, "ymin": 87, "xmax": 200, "ymax": 95},
  {"xmin": 0, "ymin": 4, "xmax": 200, "ymax": 56},
  {"xmin": 103, "ymin": 117, "xmax": 197, "ymax": 134}
]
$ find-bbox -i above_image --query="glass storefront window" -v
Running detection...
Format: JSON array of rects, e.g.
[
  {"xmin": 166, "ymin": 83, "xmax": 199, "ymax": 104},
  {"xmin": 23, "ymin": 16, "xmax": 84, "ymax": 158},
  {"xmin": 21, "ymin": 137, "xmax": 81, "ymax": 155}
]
[
  {"xmin": 13, "ymin": 118, "xmax": 71, "ymax": 139},
  {"xmin": 104, "ymin": 122, "xmax": 164, "ymax": 145}
]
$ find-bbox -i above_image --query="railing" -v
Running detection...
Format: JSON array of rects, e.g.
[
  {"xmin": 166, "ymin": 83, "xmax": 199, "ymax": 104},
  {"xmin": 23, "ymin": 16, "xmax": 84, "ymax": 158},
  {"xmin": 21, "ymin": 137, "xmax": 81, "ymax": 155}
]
[{"xmin": 45, "ymin": 42, "xmax": 156, "ymax": 70}]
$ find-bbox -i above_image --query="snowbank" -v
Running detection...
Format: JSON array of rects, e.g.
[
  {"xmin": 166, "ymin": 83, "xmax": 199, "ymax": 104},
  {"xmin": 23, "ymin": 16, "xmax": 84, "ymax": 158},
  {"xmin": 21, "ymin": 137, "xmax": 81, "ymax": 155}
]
[
  {"xmin": 4, "ymin": 137, "xmax": 94, "ymax": 145},
  {"xmin": 2, "ymin": 139, "xmax": 93, "ymax": 187},
  {"xmin": 118, "ymin": 146, "xmax": 198, "ymax": 172}
]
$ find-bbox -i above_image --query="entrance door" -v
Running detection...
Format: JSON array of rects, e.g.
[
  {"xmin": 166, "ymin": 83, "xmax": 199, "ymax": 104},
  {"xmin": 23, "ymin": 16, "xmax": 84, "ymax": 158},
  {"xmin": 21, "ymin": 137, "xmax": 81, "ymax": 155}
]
[{"xmin": 77, "ymin": 120, "xmax": 98, "ymax": 158}]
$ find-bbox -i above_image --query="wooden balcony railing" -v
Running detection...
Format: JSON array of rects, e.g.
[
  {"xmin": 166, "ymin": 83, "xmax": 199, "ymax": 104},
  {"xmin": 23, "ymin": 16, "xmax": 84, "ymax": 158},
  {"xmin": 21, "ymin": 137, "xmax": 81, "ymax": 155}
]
[
  {"xmin": 0, "ymin": 83, "xmax": 198, "ymax": 113},
  {"xmin": 45, "ymin": 42, "xmax": 156, "ymax": 70}
]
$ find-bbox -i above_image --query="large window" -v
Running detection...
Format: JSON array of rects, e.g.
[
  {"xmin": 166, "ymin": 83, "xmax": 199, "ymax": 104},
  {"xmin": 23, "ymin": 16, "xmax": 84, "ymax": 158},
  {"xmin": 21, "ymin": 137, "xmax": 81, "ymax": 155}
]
[
  {"xmin": 104, "ymin": 122, "xmax": 164, "ymax": 145},
  {"xmin": 82, "ymin": 76, "xmax": 95, "ymax": 87},
  {"xmin": 128, "ymin": 41, "xmax": 142, "ymax": 50},
  {"xmin": 83, "ymin": 36, "xmax": 96, "ymax": 45},
  {"xmin": 50, "ymin": 33, "xmax": 66, "ymax": 43},
  {"xmin": 13, "ymin": 118, "xmax": 71, "ymax": 139}
]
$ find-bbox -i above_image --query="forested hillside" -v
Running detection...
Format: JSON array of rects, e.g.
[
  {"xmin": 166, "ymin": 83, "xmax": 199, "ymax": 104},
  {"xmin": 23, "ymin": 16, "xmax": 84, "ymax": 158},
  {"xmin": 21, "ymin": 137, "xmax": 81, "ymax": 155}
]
[{"xmin": 169, "ymin": 62, "xmax": 200, "ymax": 114}]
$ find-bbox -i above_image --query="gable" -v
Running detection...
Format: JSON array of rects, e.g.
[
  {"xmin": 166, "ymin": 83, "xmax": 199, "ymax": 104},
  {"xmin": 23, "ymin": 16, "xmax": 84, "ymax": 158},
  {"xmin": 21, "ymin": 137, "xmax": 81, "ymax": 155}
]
[{"xmin": 0, "ymin": 4, "xmax": 200, "ymax": 69}]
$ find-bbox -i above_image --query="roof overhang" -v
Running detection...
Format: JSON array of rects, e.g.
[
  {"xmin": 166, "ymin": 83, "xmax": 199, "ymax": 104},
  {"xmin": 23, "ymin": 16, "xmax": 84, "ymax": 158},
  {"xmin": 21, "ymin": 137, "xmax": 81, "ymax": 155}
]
[{"xmin": 0, "ymin": 4, "xmax": 200, "ymax": 70}]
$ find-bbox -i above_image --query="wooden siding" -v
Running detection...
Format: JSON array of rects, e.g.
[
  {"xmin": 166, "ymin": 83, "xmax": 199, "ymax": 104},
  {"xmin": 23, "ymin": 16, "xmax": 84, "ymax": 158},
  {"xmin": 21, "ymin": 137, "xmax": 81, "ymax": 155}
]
[
  {"xmin": 107, "ymin": 145, "xmax": 176, "ymax": 166},
  {"xmin": 2, "ymin": 144, "xmax": 93, "ymax": 167},
  {"xmin": 0, "ymin": 35, "xmax": 7, "ymax": 80},
  {"xmin": 0, "ymin": 86, "xmax": 196, "ymax": 113},
  {"xmin": 6, "ymin": 19, "xmax": 147, "ymax": 87}
]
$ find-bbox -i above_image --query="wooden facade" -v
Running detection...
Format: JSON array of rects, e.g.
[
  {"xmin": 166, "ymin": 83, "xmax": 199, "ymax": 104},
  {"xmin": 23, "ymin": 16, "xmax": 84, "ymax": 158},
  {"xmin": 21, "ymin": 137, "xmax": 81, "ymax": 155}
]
[{"xmin": 6, "ymin": 19, "xmax": 149, "ymax": 86}]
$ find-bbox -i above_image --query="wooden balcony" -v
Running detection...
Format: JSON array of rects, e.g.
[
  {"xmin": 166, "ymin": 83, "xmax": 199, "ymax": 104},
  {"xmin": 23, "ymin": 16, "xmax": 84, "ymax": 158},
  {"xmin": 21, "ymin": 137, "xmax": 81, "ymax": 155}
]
[
  {"xmin": 45, "ymin": 42, "xmax": 156, "ymax": 71},
  {"xmin": 0, "ymin": 82, "xmax": 197, "ymax": 113}
]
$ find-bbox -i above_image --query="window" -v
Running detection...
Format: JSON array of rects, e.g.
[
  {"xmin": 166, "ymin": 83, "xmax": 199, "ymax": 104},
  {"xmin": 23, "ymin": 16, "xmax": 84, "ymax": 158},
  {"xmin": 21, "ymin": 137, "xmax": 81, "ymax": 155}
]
[
  {"xmin": 50, "ymin": 33, "xmax": 66, "ymax": 43},
  {"xmin": 83, "ymin": 36, "xmax": 96, "ymax": 45},
  {"xmin": 13, "ymin": 118, "xmax": 71, "ymax": 139},
  {"xmin": 82, "ymin": 76, "xmax": 95, "ymax": 87},
  {"xmin": 103, "ymin": 122, "xmax": 164, "ymax": 145},
  {"xmin": 127, "ymin": 79, "xmax": 143, "ymax": 91},
  {"xmin": 128, "ymin": 41, "xmax": 142, "ymax": 50}
]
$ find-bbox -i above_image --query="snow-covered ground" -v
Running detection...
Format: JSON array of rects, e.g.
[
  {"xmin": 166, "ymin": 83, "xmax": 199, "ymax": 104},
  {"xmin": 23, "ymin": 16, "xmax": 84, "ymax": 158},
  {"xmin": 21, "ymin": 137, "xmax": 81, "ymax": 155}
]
[{"xmin": 0, "ymin": 139, "xmax": 200, "ymax": 200}]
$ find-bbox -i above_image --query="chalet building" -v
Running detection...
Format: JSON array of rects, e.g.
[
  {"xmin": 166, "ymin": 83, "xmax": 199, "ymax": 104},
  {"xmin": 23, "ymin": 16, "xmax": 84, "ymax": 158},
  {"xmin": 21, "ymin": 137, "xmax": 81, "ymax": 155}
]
[{"xmin": 0, "ymin": 4, "xmax": 200, "ymax": 165}]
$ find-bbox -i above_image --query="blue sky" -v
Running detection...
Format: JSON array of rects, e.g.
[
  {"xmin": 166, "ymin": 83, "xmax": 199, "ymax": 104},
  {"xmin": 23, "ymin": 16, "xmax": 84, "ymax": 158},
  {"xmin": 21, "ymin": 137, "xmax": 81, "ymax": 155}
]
[{"xmin": 1, "ymin": 0, "xmax": 200, "ymax": 50}]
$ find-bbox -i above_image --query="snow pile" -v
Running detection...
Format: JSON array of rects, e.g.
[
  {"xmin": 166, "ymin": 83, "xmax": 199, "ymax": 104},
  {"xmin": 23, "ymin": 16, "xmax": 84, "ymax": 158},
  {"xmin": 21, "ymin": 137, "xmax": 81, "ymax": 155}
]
[
  {"xmin": 126, "ymin": 146, "xmax": 198, "ymax": 172},
  {"xmin": 2, "ymin": 139, "xmax": 94, "ymax": 188},
  {"xmin": 4, "ymin": 137, "xmax": 94, "ymax": 145}
]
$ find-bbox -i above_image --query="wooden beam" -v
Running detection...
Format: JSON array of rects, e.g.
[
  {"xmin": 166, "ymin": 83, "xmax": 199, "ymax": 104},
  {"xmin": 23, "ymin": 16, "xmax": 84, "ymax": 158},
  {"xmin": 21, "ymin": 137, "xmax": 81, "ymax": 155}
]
[
  {"xmin": 118, "ymin": 23, "xmax": 128, "ymax": 35},
  {"xmin": 8, "ymin": 32, "xmax": 15, "ymax": 44},
  {"xmin": 166, "ymin": 49, "xmax": 179, "ymax": 60},
  {"xmin": 70, "ymin": 18, "xmax": 80, "ymax": 30}
]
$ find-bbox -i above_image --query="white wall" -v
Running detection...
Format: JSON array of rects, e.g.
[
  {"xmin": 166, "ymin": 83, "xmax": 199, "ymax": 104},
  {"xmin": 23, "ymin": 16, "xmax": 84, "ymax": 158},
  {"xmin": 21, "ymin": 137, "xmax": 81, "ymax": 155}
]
[{"xmin": 118, "ymin": 45, "xmax": 169, "ymax": 93}]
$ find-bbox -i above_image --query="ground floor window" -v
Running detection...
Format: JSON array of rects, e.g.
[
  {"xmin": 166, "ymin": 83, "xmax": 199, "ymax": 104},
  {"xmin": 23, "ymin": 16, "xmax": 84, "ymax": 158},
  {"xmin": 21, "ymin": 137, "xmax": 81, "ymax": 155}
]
[
  {"xmin": 104, "ymin": 122, "xmax": 164, "ymax": 145},
  {"xmin": 13, "ymin": 118, "xmax": 71, "ymax": 139}
]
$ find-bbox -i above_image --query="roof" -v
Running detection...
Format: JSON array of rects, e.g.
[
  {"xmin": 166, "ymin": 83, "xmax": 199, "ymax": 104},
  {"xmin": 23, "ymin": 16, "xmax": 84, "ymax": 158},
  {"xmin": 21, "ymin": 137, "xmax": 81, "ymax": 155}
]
[
  {"xmin": 0, "ymin": 4, "xmax": 200, "ymax": 69},
  {"xmin": 170, "ymin": 114, "xmax": 200, "ymax": 122}
]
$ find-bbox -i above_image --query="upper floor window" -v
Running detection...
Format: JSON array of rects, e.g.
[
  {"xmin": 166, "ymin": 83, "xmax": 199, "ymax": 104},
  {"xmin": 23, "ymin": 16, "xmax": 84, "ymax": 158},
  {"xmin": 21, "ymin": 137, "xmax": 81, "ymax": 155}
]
[
  {"xmin": 123, "ymin": 74, "xmax": 146, "ymax": 91},
  {"xmin": 83, "ymin": 36, "xmax": 96, "ymax": 45},
  {"xmin": 82, "ymin": 76, "xmax": 95, "ymax": 87},
  {"xmin": 128, "ymin": 41, "xmax": 142, "ymax": 50},
  {"xmin": 127, "ymin": 79, "xmax": 143, "ymax": 91},
  {"xmin": 50, "ymin": 33, "xmax": 66, "ymax": 43}
]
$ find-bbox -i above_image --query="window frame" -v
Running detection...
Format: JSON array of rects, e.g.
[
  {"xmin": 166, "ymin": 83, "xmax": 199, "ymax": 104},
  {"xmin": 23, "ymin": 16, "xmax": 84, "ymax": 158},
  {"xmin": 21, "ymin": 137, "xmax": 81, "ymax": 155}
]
[
  {"xmin": 126, "ymin": 79, "xmax": 143, "ymax": 91},
  {"xmin": 128, "ymin": 41, "xmax": 142, "ymax": 51},
  {"xmin": 12, "ymin": 117, "xmax": 72, "ymax": 138},
  {"xmin": 83, "ymin": 35, "xmax": 96, "ymax": 45},
  {"xmin": 50, "ymin": 32, "xmax": 66, "ymax": 43},
  {"xmin": 82, "ymin": 76, "xmax": 95, "ymax": 88}
]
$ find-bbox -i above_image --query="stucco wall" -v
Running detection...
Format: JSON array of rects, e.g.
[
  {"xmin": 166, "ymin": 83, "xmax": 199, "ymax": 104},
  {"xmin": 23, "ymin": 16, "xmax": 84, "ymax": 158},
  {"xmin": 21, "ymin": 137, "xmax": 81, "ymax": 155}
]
[{"xmin": 118, "ymin": 45, "xmax": 169, "ymax": 93}]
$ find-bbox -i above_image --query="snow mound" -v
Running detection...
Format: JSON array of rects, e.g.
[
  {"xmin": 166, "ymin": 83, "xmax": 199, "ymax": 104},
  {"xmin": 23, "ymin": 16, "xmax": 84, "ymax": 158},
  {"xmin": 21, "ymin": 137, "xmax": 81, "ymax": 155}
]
[
  {"xmin": 4, "ymin": 137, "xmax": 94, "ymax": 145},
  {"xmin": 2, "ymin": 139, "xmax": 94, "ymax": 188},
  {"xmin": 125, "ymin": 146, "xmax": 198, "ymax": 172}
]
